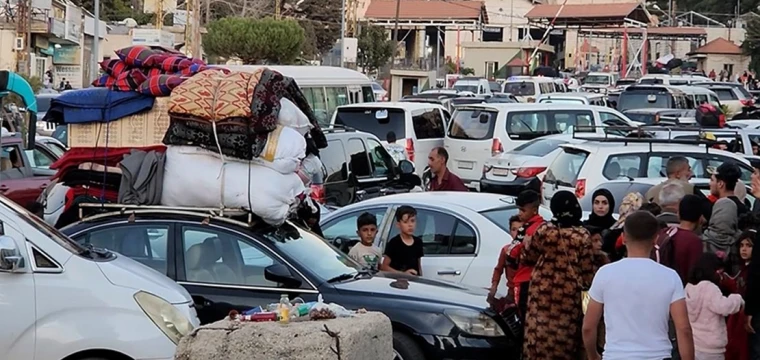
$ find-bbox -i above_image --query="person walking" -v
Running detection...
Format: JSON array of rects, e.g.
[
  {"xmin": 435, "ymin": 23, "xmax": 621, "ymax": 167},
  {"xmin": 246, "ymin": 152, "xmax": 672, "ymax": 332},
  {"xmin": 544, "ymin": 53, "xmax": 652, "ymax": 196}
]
[
  {"xmin": 521, "ymin": 190, "xmax": 604, "ymax": 360},
  {"xmin": 583, "ymin": 210, "xmax": 695, "ymax": 360}
]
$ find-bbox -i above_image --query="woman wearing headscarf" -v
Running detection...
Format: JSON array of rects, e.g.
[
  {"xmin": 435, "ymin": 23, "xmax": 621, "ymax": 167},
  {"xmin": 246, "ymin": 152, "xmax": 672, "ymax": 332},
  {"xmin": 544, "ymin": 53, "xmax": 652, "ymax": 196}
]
[
  {"xmin": 602, "ymin": 192, "xmax": 644, "ymax": 261},
  {"xmin": 583, "ymin": 188, "xmax": 616, "ymax": 231},
  {"xmin": 520, "ymin": 190, "xmax": 605, "ymax": 360}
]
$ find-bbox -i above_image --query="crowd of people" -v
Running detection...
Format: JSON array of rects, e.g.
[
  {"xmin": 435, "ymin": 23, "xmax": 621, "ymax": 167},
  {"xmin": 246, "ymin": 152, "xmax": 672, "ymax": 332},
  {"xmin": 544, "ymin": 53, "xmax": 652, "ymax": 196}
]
[{"xmin": 485, "ymin": 155, "xmax": 760, "ymax": 360}]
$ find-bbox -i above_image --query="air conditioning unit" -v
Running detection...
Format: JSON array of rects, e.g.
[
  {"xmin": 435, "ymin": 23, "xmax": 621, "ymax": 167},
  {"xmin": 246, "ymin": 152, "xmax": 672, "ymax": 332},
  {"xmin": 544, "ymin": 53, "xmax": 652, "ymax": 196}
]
[{"xmin": 14, "ymin": 37, "xmax": 24, "ymax": 51}]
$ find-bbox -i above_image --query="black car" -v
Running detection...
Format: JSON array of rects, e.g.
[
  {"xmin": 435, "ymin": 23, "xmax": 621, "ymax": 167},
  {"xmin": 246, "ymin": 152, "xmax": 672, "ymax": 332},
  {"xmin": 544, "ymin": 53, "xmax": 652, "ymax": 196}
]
[
  {"xmin": 623, "ymin": 108, "xmax": 697, "ymax": 125},
  {"xmin": 317, "ymin": 127, "xmax": 420, "ymax": 207},
  {"xmin": 617, "ymin": 85, "xmax": 692, "ymax": 112},
  {"xmin": 62, "ymin": 208, "xmax": 520, "ymax": 360}
]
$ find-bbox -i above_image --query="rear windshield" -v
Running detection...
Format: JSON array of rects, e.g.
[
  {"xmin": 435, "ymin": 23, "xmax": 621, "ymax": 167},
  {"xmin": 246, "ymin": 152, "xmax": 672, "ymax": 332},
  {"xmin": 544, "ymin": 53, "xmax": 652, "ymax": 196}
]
[
  {"xmin": 669, "ymin": 80, "xmax": 689, "ymax": 86},
  {"xmin": 334, "ymin": 108, "xmax": 406, "ymax": 138},
  {"xmin": 489, "ymin": 82, "xmax": 501, "ymax": 92},
  {"xmin": 503, "ymin": 82, "xmax": 536, "ymax": 96},
  {"xmin": 544, "ymin": 148, "xmax": 589, "ymax": 187},
  {"xmin": 412, "ymin": 109, "xmax": 445, "ymax": 139},
  {"xmin": 618, "ymin": 91, "xmax": 673, "ymax": 111},
  {"xmin": 616, "ymin": 79, "xmax": 636, "ymax": 86},
  {"xmin": 448, "ymin": 109, "xmax": 498, "ymax": 140},
  {"xmin": 479, "ymin": 207, "xmax": 520, "ymax": 233},
  {"xmin": 454, "ymin": 84, "xmax": 479, "ymax": 93},
  {"xmin": 624, "ymin": 112, "xmax": 657, "ymax": 125},
  {"xmin": 506, "ymin": 110, "xmax": 594, "ymax": 140},
  {"xmin": 511, "ymin": 138, "xmax": 568, "ymax": 157},
  {"xmin": 638, "ymin": 78, "xmax": 664, "ymax": 85},
  {"xmin": 578, "ymin": 182, "xmax": 654, "ymax": 212},
  {"xmin": 584, "ymin": 75, "xmax": 610, "ymax": 85},
  {"xmin": 714, "ymin": 88, "xmax": 738, "ymax": 101}
]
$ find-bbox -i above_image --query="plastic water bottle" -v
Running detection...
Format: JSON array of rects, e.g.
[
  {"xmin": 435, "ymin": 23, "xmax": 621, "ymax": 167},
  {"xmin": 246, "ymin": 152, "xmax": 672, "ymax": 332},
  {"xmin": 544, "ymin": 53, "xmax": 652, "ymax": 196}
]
[{"xmin": 279, "ymin": 294, "xmax": 291, "ymax": 323}]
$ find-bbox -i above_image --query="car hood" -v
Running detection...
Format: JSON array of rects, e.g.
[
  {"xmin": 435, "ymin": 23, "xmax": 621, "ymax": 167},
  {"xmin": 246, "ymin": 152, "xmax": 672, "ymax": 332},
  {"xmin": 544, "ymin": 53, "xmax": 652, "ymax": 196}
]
[
  {"xmin": 334, "ymin": 272, "xmax": 489, "ymax": 309},
  {"xmin": 97, "ymin": 253, "xmax": 193, "ymax": 304}
]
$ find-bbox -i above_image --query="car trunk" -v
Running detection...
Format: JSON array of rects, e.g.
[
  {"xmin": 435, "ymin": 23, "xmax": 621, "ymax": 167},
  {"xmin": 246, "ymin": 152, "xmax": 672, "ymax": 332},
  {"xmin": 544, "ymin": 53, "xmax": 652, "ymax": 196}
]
[{"xmin": 486, "ymin": 153, "xmax": 543, "ymax": 182}]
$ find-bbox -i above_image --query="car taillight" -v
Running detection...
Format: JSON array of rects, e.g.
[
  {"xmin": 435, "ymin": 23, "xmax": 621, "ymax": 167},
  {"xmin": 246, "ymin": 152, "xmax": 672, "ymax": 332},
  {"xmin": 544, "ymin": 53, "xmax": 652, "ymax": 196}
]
[
  {"xmin": 719, "ymin": 113, "xmax": 726, "ymax": 127},
  {"xmin": 575, "ymin": 179, "xmax": 586, "ymax": 198},
  {"xmin": 741, "ymin": 99, "xmax": 754, "ymax": 107},
  {"xmin": 513, "ymin": 166, "xmax": 547, "ymax": 178},
  {"xmin": 491, "ymin": 138, "xmax": 504, "ymax": 157},
  {"xmin": 405, "ymin": 138, "xmax": 415, "ymax": 162},
  {"xmin": 310, "ymin": 184, "xmax": 325, "ymax": 204}
]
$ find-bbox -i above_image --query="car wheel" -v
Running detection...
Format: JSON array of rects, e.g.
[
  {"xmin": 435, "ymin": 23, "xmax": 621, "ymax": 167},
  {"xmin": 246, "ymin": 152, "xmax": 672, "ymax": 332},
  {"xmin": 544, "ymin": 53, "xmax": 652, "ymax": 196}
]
[{"xmin": 393, "ymin": 332, "xmax": 425, "ymax": 360}]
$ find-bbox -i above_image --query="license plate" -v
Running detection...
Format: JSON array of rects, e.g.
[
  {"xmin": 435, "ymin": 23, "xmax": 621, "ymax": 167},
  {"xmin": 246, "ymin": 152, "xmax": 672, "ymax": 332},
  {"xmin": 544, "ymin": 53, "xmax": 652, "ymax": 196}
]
[
  {"xmin": 458, "ymin": 161, "xmax": 474, "ymax": 170},
  {"xmin": 492, "ymin": 168, "xmax": 510, "ymax": 176}
]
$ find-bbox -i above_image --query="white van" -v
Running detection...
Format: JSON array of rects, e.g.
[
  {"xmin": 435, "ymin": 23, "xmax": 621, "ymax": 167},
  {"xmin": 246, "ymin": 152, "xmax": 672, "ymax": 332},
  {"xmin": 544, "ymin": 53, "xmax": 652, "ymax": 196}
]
[
  {"xmin": 453, "ymin": 78, "xmax": 493, "ymax": 96},
  {"xmin": 580, "ymin": 72, "xmax": 620, "ymax": 94},
  {"xmin": 225, "ymin": 65, "xmax": 376, "ymax": 127},
  {"xmin": 330, "ymin": 102, "xmax": 448, "ymax": 174},
  {"xmin": 0, "ymin": 196, "xmax": 199, "ymax": 359},
  {"xmin": 444, "ymin": 103, "xmax": 637, "ymax": 190},
  {"xmin": 637, "ymin": 74, "xmax": 711, "ymax": 86},
  {"xmin": 502, "ymin": 76, "xmax": 557, "ymax": 102}
]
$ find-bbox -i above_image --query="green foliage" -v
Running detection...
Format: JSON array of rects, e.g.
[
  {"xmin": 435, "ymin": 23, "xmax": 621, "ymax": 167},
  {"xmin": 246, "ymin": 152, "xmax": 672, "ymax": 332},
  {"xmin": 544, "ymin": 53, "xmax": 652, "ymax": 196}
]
[
  {"xmin": 293, "ymin": 0, "xmax": 341, "ymax": 55},
  {"xmin": 358, "ymin": 24, "xmax": 393, "ymax": 74},
  {"xmin": 71, "ymin": 0, "xmax": 135, "ymax": 22},
  {"xmin": 743, "ymin": 18, "xmax": 760, "ymax": 74},
  {"xmin": 204, "ymin": 17, "xmax": 305, "ymax": 64},
  {"xmin": 444, "ymin": 60, "xmax": 474, "ymax": 75}
]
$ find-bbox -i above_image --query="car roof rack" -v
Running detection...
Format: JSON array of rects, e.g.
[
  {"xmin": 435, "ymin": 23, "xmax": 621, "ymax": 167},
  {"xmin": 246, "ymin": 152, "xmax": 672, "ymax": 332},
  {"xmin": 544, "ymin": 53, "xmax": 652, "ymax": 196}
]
[
  {"xmin": 77, "ymin": 203, "xmax": 259, "ymax": 228},
  {"xmin": 571, "ymin": 125, "xmax": 720, "ymax": 152},
  {"xmin": 322, "ymin": 124, "xmax": 356, "ymax": 133}
]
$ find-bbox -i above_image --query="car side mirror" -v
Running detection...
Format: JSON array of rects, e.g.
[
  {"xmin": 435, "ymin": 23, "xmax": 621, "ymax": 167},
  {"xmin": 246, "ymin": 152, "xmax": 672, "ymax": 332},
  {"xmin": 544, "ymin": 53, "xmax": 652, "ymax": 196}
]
[
  {"xmin": 264, "ymin": 263, "xmax": 301, "ymax": 288},
  {"xmin": 0, "ymin": 235, "xmax": 24, "ymax": 272},
  {"xmin": 397, "ymin": 160, "xmax": 415, "ymax": 175}
]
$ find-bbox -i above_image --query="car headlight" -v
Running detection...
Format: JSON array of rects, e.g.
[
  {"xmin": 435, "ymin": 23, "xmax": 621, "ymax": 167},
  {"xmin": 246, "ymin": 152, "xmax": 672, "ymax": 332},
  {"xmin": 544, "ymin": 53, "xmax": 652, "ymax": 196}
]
[
  {"xmin": 134, "ymin": 291, "xmax": 194, "ymax": 344},
  {"xmin": 444, "ymin": 309, "xmax": 505, "ymax": 337}
]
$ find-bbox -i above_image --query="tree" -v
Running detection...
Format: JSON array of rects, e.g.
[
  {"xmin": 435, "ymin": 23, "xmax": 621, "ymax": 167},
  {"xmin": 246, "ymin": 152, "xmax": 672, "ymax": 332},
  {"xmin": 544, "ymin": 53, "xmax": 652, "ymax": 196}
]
[
  {"xmin": 358, "ymin": 24, "xmax": 393, "ymax": 75},
  {"xmin": 291, "ymin": 0, "xmax": 341, "ymax": 56},
  {"xmin": 203, "ymin": 17, "xmax": 305, "ymax": 64},
  {"xmin": 743, "ymin": 18, "xmax": 760, "ymax": 74}
]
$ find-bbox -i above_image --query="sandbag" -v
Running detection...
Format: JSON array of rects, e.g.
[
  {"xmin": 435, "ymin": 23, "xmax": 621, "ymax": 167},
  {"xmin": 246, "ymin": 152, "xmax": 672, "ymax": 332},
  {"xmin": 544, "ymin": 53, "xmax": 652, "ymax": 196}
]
[
  {"xmin": 278, "ymin": 98, "xmax": 312, "ymax": 136},
  {"xmin": 161, "ymin": 146, "xmax": 306, "ymax": 225}
]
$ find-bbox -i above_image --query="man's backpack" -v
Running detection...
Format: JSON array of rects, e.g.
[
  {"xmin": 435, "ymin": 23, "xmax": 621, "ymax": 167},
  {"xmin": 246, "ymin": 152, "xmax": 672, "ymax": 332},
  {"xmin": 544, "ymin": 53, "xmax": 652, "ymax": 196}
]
[{"xmin": 651, "ymin": 225, "xmax": 679, "ymax": 269}]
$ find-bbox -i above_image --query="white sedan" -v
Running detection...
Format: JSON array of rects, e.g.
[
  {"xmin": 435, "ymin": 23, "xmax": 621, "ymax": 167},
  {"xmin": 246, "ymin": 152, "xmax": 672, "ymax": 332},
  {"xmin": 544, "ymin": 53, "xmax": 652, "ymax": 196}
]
[{"xmin": 320, "ymin": 191, "xmax": 552, "ymax": 293}]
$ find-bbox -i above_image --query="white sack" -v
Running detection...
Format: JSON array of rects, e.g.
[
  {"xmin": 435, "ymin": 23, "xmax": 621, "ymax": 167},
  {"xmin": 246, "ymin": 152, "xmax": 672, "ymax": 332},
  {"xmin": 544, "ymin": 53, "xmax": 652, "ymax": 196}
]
[
  {"xmin": 296, "ymin": 154, "xmax": 324, "ymax": 186},
  {"xmin": 161, "ymin": 146, "xmax": 306, "ymax": 225},
  {"xmin": 278, "ymin": 98, "xmax": 312, "ymax": 136},
  {"xmin": 207, "ymin": 125, "xmax": 306, "ymax": 174}
]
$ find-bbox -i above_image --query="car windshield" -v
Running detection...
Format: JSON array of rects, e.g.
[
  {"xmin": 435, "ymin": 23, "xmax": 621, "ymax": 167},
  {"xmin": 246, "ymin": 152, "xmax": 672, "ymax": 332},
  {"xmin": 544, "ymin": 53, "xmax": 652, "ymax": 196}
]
[
  {"xmin": 584, "ymin": 75, "xmax": 610, "ymax": 85},
  {"xmin": 448, "ymin": 108, "xmax": 498, "ymax": 140},
  {"xmin": 334, "ymin": 108, "xmax": 406, "ymax": 138},
  {"xmin": 616, "ymin": 79, "xmax": 636, "ymax": 86},
  {"xmin": 0, "ymin": 196, "xmax": 86, "ymax": 254},
  {"xmin": 36, "ymin": 96, "xmax": 56, "ymax": 113},
  {"xmin": 503, "ymin": 82, "xmax": 536, "ymax": 96},
  {"xmin": 624, "ymin": 112, "xmax": 657, "ymax": 125},
  {"xmin": 510, "ymin": 138, "xmax": 568, "ymax": 157},
  {"xmin": 618, "ymin": 91, "xmax": 672, "ymax": 111},
  {"xmin": 262, "ymin": 223, "xmax": 360, "ymax": 281},
  {"xmin": 453, "ymin": 84, "xmax": 478, "ymax": 93},
  {"xmin": 479, "ymin": 207, "xmax": 520, "ymax": 233}
]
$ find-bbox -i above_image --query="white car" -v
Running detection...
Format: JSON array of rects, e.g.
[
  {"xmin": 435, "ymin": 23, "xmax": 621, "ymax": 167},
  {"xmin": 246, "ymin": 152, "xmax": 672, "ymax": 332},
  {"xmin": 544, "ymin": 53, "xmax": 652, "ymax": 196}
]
[
  {"xmin": 540, "ymin": 139, "xmax": 754, "ymax": 205},
  {"xmin": 729, "ymin": 119, "xmax": 760, "ymax": 129},
  {"xmin": 581, "ymin": 72, "xmax": 619, "ymax": 94},
  {"xmin": 444, "ymin": 103, "xmax": 638, "ymax": 190},
  {"xmin": 331, "ymin": 102, "xmax": 448, "ymax": 174},
  {"xmin": 0, "ymin": 195, "xmax": 199, "ymax": 359},
  {"xmin": 536, "ymin": 92, "xmax": 608, "ymax": 107},
  {"xmin": 638, "ymin": 74, "xmax": 711, "ymax": 86},
  {"xmin": 693, "ymin": 83, "xmax": 753, "ymax": 118},
  {"xmin": 481, "ymin": 134, "xmax": 591, "ymax": 196},
  {"xmin": 319, "ymin": 192, "xmax": 552, "ymax": 293},
  {"xmin": 371, "ymin": 82, "xmax": 388, "ymax": 102}
]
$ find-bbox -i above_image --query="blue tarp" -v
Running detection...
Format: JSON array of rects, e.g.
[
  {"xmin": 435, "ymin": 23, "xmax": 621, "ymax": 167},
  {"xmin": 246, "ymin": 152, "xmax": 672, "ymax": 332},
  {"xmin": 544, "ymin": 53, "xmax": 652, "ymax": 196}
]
[{"xmin": 42, "ymin": 87, "xmax": 155, "ymax": 124}]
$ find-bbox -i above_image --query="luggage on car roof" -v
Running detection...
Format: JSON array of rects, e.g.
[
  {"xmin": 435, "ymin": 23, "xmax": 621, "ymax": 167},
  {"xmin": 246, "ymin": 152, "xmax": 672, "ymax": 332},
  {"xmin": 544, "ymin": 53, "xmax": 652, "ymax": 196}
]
[{"xmin": 695, "ymin": 103, "xmax": 725, "ymax": 128}]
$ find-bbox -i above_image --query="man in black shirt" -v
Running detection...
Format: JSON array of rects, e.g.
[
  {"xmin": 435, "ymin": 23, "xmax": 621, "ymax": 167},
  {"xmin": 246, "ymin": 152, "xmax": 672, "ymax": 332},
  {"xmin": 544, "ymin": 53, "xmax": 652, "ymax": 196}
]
[{"xmin": 381, "ymin": 205, "xmax": 424, "ymax": 275}]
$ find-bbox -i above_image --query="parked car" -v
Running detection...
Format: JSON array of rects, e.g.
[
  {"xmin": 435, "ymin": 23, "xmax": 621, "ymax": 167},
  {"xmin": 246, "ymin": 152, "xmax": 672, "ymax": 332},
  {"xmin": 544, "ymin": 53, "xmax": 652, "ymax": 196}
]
[
  {"xmin": 331, "ymin": 102, "xmax": 448, "ymax": 174},
  {"xmin": 314, "ymin": 127, "xmax": 421, "ymax": 207},
  {"xmin": 622, "ymin": 108, "xmax": 698, "ymax": 125},
  {"xmin": 453, "ymin": 77, "xmax": 493, "ymax": 96},
  {"xmin": 0, "ymin": 196, "xmax": 199, "ymax": 360},
  {"xmin": 693, "ymin": 82, "xmax": 754, "ymax": 117},
  {"xmin": 372, "ymin": 81, "xmax": 388, "ymax": 102},
  {"xmin": 34, "ymin": 93, "xmax": 59, "ymax": 136},
  {"xmin": 481, "ymin": 134, "xmax": 590, "ymax": 196},
  {"xmin": 320, "ymin": 192, "xmax": 552, "ymax": 292},
  {"xmin": 536, "ymin": 92, "xmax": 608, "ymax": 106},
  {"xmin": 0, "ymin": 133, "xmax": 59, "ymax": 211},
  {"xmin": 501, "ymin": 76, "xmax": 558, "ymax": 102},
  {"xmin": 581, "ymin": 72, "xmax": 620, "ymax": 94},
  {"xmin": 444, "ymin": 103, "xmax": 637, "ymax": 190},
  {"xmin": 616, "ymin": 85, "xmax": 692, "ymax": 112},
  {"xmin": 540, "ymin": 137, "xmax": 754, "ymax": 205},
  {"xmin": 638, "ymin": 74, "xmax": 710, "ymax": 86},
  {"xmin": 62, "ymin": 206, "xmax": 523, "ymax": 360}
]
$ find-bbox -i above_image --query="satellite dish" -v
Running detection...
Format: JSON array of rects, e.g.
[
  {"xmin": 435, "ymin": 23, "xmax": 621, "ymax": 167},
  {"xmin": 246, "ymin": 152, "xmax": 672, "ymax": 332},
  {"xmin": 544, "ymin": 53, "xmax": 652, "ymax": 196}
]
[{"xmin": 122, "ymin": 18, "xmax": 138, "ymax": 27}]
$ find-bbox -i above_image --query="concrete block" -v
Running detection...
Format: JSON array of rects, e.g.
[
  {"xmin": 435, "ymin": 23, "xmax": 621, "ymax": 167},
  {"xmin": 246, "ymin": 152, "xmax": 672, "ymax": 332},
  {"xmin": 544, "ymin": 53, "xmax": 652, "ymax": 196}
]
[{"xmin": 175, "ymin": 312, "xmax": 393, "ymax": 360}]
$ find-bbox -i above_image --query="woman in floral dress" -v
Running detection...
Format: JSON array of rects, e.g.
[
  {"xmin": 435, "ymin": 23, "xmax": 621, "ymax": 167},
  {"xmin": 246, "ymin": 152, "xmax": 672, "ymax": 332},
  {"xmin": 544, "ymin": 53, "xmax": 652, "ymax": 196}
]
[{"xmin": 521, "ymin": 190, "xmax": 605, "ymax": 360}]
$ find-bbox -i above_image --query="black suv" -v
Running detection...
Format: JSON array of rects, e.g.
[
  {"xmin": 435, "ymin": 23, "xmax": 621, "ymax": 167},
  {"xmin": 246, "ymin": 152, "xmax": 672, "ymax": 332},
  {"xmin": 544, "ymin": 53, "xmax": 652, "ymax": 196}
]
[
  {"xmin": 315, "ymin": 126, "xmax": 420, "ymax": 207},
  {"xmin": 62, "ymin": 207, "xmax": 520, "ymax": 360}
]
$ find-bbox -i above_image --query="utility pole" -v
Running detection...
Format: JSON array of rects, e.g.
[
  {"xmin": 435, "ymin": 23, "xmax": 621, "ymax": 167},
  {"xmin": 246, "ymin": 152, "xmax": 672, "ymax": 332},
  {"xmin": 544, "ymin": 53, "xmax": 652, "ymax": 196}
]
[
  {"xmin": 156, "ymin": 0, "xmax": 164, "ymax": 29},
  {"xmin": 339, "ymin": 0, "xmax": 345, "ymax": 67},
  {"xmin": 92, "ymin": 0, "xmax": 100, "ymax": 83},
  {"xmin": 192, "ymin": 0, "xmax": 201, "ymax": 58},
  {"xmin": 15, "ymin": 0, "xmax": 31, "ymax": 75},
  {"xmin": 390, "ymin": 0, "xmax": 401, "ymax": 68},
  {"xmin": 275, "ymin": 0, "xmax": 281, "ymax": 19}
]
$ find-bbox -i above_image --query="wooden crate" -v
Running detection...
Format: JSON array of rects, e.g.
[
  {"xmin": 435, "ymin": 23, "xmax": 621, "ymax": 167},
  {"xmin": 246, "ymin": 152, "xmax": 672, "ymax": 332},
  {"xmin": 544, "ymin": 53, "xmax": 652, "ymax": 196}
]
[{"xmin": 68, "ymin": 97, "xmax": 171, "ymax": 148}]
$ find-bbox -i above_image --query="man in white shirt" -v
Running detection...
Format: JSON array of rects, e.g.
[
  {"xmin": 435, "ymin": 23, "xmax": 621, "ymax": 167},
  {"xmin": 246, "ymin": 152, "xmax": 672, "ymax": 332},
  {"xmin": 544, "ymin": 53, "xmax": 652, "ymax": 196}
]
[{"xmin": 582, "ymin": 211, "xmax": 695, "ymax": 360}]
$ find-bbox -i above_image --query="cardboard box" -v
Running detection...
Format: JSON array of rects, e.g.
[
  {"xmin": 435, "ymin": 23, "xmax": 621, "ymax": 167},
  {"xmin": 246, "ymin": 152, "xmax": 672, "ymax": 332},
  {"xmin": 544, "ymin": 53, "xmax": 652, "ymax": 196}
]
[{"xmin": 68, "ymin": 97, "xmax": 171, "ymax": 148}]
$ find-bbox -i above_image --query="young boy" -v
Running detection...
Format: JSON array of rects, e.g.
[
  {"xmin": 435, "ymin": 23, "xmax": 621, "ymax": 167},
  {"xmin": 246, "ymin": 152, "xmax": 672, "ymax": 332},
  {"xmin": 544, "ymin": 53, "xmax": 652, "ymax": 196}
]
[
  {"xmin": 488, "ymin": 215, "xmax": 523, "ymax": 308},
  {"xmin": 508, "ymin": 190, "xmax": 544, "ymax": 321},
  {"xmin": 347, "ymin": 212, "xmax": 383, "ymax": 270},
  {"xmin": 381, "ymin": 205, "xmax": 423, "ymax": 275}
]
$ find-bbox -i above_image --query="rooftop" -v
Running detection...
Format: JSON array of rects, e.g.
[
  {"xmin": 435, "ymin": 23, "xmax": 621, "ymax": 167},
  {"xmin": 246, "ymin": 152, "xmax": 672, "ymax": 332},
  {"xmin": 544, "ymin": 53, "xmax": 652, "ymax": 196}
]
[
  {"xmin": 688, "ymin": 37, "xmax": 743, "ymax": 55},
  {"xmin": 525, "ymin": 2, "xmax": 650, "ymax": 26},
  {"xmin": 364, "ymin": 0, "xmax": 487, "ymax": 22}
]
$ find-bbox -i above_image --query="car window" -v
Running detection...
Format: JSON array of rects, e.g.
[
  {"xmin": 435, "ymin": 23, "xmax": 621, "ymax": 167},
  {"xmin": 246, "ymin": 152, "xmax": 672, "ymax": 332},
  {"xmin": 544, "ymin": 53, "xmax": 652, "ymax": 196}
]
[
  {"xmin": 322, "ymin": 208, "xmax": 387, "ymax": 242},
  {"xmin": 704, "ymin": 156, "xmax": 752, "ymax": 182},
  {"xmin": 639, "ymin": 78, "xmax": 664, "ymax": 84},
  {"xmin": 366, "ymin": 138, "xmax": 391, "ymax": 178},
  {"xmin": 618, "ymin": 91, "xmax": 672, "ymax": 111},
  {"xmin": 362, "ymin": 86, "xmax": 375, "ymax": 102},
  {"xmin": 451, "ymin": 221, "xmax": 477, "ymax": 254},
  {"xmin": 322, "ymin": 139, "xmax": 347, "ymax": 182},
  {"xmin": 335, "ymin": 108, "xmax": 406, "ymax": 139},
  {"xmin": 714, "ymin": 89, "xmax": 738, "ymax": 101},
  {"xmin": 347, "ymin": 138, "xmax": 371, "ymax": 178},
  {"xmin": 181, "ymin": 226, "xmax": 282, "ymax": 287},
  {"xmin": 503, "ymin": 82, "xmax": 536, "ymax": 96},
  {"xmin": 303, "ymin": 87, "xmax": 328, "ymax": 127},
  {"xmin": 599, "ymin": 111, "xmax": 629, "ymax": 126},
  {"xmin": 387, "ymin": 209, "xmax": 465, "ymax": 255},
  {"xmin": 647, "ymin": 154, "xmax": 701, "ymax": 178},
  {"xmin": 24, "ymin": 148, "xmax": 55, "ymax": 169},
  {"xmin": 603, "ymin": 154, "xmax": 643, "ymax": 179},
  {"xmin": 74, "ymin": 224, "xmax": 169, "ymax": 274},
  {"xmin": 553, "ymin": 110, "xmax": 595, "ymax": 132},
  {"xmin": 412, "ymin": 109, "xmax": 445, "ymax": 139},
  {"xmin": 479, "ymin": 206, "xmax": 520, "ymax": 233},
  {"xmin": 326, "ymin": 87, "xmax": 350, "ymax": 121},
  {"xmin": 44, "ymin": 142, "xmax": 66, "ymax": 158},
  {"xmin": 511, "ymin": 138, "xmax": 567, "ymax": 157},
  {"xmin": 448, "ymin": 108, "xmax": 498, "ymax": 140},
  {"xmin": 507, "ymin": 111, "xmax": 551, "ymax": 139},
  {"xmin": 544, "ymin": 148, "xmax": 588, "ymax": 187}
]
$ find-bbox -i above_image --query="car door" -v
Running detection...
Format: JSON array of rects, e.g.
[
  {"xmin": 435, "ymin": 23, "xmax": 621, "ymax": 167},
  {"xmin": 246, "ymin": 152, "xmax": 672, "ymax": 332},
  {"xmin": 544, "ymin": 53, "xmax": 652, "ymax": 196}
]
[
  {"xmin": 25, "ymin": 145, "xmax": 58, "ymax": 177},
  {"xmin": 0, "ymin": 144, "xmax": 50, "ymax": 210},
  {"xmin": 0, "ymin": 217, "xmax": 35, "ymax": 358},
  {"xmin": 384, "ymin": 207, "xmax": 476, "ymax": 284},
  {"xmin": 175, "ymin": 223, "xmax": 316, "ymax": 324},
  {"xmin": 321, "ymin": 139, "xmax": 351, "ymax": 206},
  {"xmin": 410, "ymin": 108, "xmax": 446, "ymax": 173},
  {"xmin": 320, "ymin": 207, "xmax": 391, "ymax": 253}
]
